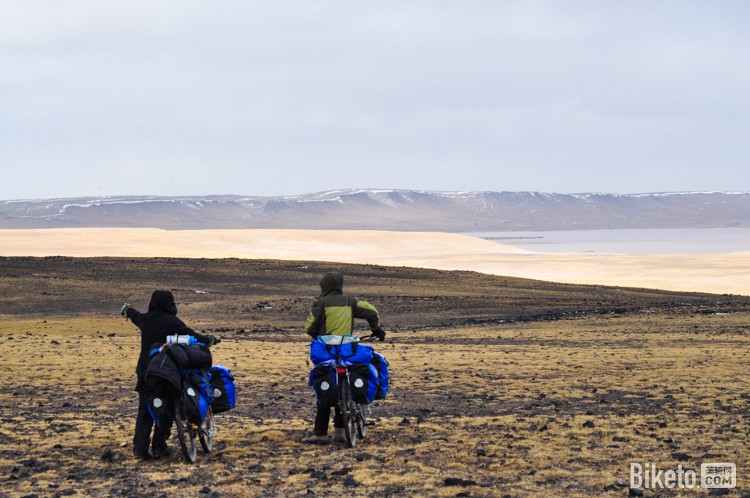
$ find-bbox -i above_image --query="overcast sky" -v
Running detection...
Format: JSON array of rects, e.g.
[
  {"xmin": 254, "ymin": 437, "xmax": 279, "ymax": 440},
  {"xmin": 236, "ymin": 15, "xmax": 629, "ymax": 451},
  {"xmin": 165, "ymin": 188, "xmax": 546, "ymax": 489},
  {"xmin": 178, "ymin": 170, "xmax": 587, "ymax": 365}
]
[{"xmin": 1, "ymin": 1, "xmax": 749, "ymax": 200}]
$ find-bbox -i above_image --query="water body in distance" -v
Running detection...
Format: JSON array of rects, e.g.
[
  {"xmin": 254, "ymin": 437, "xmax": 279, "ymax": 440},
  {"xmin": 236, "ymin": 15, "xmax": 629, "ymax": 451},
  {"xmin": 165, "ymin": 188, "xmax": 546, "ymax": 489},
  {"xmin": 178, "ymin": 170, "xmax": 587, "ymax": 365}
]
[{"xmin": 462, "ymin": 228, "xmax": 750, "ymax": 254}]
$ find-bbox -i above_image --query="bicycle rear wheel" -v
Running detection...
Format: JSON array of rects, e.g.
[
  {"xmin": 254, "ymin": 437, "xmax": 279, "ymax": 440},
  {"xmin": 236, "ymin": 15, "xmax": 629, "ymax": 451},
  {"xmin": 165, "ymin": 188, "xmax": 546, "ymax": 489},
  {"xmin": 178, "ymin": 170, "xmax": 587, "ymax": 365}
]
[
  {"xmin": 174, "ymin": 398, "xmax": 197, "ymax": 463},
  {"xmin": 199, "ymin": 409, "xmax": 216, "ymax": 453},
  {"xmin": 339, "ymin": 378, "xmax": 357, "ymax": 448}
]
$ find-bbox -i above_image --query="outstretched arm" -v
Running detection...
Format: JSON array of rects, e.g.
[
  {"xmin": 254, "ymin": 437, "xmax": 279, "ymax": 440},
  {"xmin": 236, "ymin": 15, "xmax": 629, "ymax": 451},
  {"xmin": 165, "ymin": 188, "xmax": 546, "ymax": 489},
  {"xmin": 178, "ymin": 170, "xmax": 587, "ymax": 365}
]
[
  {"xmin": 178, "ymin": 321, "xmax": 220, "ymax": 346},
  {"xmin": 121, "ymin": 304, "xmax": 143, "ymax": 326}
]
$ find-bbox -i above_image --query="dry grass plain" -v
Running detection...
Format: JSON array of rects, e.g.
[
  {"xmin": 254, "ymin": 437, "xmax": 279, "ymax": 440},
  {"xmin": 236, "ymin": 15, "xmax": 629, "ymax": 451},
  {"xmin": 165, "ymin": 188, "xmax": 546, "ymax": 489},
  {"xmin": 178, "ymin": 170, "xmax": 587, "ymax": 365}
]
[{"xmin": 1, "ymin": 257, "xmax": 750, "ymax": 497}]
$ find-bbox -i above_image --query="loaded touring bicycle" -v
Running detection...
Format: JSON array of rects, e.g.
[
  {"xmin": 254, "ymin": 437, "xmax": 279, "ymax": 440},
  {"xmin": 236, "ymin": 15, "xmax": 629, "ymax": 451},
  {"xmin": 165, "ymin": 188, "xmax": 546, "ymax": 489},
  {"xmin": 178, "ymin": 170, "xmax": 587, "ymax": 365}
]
[
  {"xmin": 143, "ymin": 334, "xmax": 236, "ymax": 463},
  {"xmin": 309, "ymin": 334, "xmax": 390, "ymax": 447}
]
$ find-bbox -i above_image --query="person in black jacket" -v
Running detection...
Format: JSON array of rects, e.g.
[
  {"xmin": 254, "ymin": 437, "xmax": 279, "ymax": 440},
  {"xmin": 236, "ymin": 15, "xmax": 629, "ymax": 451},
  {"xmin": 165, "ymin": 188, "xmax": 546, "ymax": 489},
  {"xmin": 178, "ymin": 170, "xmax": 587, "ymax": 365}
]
[{"xmin": 121, "ymin": 290, "xmax": 218, "ymax": 460}]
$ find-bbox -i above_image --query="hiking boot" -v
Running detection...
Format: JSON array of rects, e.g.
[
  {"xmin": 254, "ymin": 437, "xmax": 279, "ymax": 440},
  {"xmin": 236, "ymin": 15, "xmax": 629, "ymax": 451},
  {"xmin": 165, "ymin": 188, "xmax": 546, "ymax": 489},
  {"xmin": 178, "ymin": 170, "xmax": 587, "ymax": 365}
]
[
  {"xmin": 152, "ymin": 446, "xmax": 172, "ymax": 459},
  {"xmin": 301, "ymin": 433, "xmax": 329, "ymax": 445},
  {"xmin": 333, "ymin": 428, "xmax": 346, "ymax": 443},
  {"xmin": 133, "ymin": 449, "xmax": 152, "ymax": 461}
]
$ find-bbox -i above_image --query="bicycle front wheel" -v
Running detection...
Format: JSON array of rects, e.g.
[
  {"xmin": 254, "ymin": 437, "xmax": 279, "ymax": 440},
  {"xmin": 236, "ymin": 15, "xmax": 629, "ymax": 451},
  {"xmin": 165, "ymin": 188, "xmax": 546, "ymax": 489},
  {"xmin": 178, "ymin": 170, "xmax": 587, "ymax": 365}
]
[
  {"xmin": 174, "ymin": 398, "xmax": 197, "ymax": 463},
  {"xmin": 199, "ymin": 409, "xmax": 216, "ymax": 453},
  {"xmin": 355, "ymin": 403, "xmax": 367, "ymax": 439},
  {"xmin": 339, "ymin": 378, "xmax": 357, "ymax": 448}
]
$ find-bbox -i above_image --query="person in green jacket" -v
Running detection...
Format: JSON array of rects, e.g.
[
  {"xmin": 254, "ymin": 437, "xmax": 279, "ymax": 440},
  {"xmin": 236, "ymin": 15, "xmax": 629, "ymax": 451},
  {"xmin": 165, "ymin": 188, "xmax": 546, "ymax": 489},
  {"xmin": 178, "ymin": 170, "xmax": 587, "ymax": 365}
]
[{"xmin": 302, "ymin": 271, "xmax": 385, "ymax": 444}]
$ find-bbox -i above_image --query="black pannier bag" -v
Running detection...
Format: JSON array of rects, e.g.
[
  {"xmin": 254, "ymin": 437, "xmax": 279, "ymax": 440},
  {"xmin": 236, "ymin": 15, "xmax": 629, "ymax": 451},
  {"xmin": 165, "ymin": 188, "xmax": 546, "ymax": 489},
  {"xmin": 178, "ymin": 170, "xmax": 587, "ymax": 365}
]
[
  {"xmin": 141, "ymin": 377, "xmax": 176, "ymax": 428},
  {"xmin": 349, "ymin": 362, "xmax": 379, "ymax": 404},
  {"xmin": 182, "ymin": 371, "xmax": 211, "ymax": 424},
  {"xmin": 310, "ymin": 362, "xmax": 337, "ymax": 408}
]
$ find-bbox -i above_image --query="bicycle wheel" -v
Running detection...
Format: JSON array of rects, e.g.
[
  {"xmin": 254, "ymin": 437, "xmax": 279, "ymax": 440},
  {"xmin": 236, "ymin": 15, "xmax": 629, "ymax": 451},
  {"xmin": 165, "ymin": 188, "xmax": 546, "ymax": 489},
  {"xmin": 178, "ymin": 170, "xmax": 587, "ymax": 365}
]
[
  {"xmin": 174, "ymin": 397, "xmax": 197, "ymax": 463},
  {"xmin": 339, "ymin": 377, "xmax": 357, "ymax": 448},
  {"xmin": 199, "ymin": 409, "xmax": 216, "ymax": 453},
  {"xmin": 355, "ymin": 403, "xmax": 367, "ymax": 439}
]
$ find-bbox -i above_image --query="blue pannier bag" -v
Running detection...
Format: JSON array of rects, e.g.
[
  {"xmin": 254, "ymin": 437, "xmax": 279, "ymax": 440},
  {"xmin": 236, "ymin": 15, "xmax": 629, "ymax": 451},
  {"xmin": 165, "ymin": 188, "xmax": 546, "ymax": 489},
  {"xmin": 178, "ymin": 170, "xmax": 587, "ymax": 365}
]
[
  {"xmin": 208, "ymin": 365, "xmax": 236, "ymax": 414},
  {"xmin": 371, "ymin": 351, "xmax": 390, "ymax": 399},
  {"xmin": 310, "ymin": 335, "xmax": 374, "ymax": 365},
  {"xmin": 309, "ymin": 360, "xmax": 337, "ymax": 407},
  {"xmin": 182, "ymin": 370, "xmax": 211, "ymax": 424},
  {"xmin": 350, "ymin": 362, "xmax": 379, "ymax": 404}
]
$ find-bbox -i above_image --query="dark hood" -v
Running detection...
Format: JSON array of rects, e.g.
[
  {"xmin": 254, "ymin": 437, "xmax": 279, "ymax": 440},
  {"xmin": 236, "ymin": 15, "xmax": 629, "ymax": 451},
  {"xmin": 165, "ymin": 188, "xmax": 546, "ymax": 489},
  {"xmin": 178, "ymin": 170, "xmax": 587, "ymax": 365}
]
[
  {"xmin": 148, "ymin": 290, "xmax": 178, "ymax": 315},
  {"xmin": 319, "ymin": 271, "xmax": 344, "ymax": 297}
]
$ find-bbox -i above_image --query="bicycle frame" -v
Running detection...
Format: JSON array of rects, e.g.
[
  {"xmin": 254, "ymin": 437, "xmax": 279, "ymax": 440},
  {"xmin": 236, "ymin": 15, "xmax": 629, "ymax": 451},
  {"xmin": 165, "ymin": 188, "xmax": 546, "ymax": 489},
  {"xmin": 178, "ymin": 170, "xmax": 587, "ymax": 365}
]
[{"xmin": 322, "ymin": 335, "xmax": 369, "ymax": 447}]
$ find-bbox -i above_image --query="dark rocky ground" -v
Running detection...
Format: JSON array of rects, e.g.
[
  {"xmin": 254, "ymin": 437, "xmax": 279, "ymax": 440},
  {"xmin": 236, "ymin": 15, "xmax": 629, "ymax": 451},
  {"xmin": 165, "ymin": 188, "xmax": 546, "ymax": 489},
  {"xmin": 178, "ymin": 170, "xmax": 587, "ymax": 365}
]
[{"xmin": 2, "ymin": 256, "xmax": 748, "ymax": 330}]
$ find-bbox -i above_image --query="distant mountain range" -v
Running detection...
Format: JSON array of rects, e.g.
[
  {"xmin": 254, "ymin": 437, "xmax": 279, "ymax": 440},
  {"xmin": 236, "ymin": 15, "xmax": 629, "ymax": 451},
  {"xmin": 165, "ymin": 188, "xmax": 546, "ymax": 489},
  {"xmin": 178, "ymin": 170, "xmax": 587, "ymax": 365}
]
[{"xmin": 1, "ymin": 190, "xmax": 749, "ymax": 231}]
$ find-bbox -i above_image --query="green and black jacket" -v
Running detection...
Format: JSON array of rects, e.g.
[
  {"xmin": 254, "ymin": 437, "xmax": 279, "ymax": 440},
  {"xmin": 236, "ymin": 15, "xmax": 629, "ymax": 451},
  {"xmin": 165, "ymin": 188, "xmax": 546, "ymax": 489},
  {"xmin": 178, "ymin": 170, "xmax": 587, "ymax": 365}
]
[{"xmin": 305, "ymin": 272, "xmax": 380, "ymax": 338}]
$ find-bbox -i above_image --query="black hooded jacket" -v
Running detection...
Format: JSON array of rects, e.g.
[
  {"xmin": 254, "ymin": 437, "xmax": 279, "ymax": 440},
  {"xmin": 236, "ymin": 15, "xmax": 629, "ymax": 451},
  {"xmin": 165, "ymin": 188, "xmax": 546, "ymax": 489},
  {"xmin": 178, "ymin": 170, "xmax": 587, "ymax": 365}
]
[{"xmin": 126, "ymin": 290, "xmax": 210, "ymax": 388}]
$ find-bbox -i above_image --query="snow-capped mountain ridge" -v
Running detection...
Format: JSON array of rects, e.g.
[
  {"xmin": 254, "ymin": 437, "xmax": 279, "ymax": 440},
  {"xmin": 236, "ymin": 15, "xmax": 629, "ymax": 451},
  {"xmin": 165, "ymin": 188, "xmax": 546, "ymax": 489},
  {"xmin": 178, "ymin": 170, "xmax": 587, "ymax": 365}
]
[{"xmin": 1, "ymin": 190, "xmax": 749, "ymax": 231}]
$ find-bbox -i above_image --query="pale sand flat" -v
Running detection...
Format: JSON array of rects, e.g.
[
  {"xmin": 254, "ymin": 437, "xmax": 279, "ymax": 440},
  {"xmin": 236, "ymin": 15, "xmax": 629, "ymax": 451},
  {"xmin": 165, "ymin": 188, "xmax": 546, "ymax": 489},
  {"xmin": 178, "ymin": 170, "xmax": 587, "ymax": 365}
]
[{"xmin": 0, "ymin": 228, "xmax": 747, "ymax": 296}]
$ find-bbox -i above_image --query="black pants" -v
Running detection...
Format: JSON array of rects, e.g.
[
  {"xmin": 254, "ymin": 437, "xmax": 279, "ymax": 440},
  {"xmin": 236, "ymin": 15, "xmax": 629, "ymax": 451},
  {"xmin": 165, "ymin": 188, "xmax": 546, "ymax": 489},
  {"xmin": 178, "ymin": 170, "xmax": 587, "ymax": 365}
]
[
  {"xmin": 314, "ymin": 404, "xmax": 343, "ymax": 436},
  {"xmin": 134, "ymin": 390, "xmax": 172, "ymax": 455}
]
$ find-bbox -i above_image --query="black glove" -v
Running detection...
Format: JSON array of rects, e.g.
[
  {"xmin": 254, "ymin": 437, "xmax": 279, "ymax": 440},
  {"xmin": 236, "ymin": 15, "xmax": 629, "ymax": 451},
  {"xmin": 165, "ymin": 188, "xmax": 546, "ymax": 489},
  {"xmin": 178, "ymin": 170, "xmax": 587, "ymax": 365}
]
[
  {"xmin": 373, "ymin": 327, "xmax": 386, "ymax": 342},
  {"xmin": 120, "ymin": 303, "xmax": 131, "ymax": 316},
  {"xmin": 206, "ymin": 335, "xmax": 221, "ymax": 346}
]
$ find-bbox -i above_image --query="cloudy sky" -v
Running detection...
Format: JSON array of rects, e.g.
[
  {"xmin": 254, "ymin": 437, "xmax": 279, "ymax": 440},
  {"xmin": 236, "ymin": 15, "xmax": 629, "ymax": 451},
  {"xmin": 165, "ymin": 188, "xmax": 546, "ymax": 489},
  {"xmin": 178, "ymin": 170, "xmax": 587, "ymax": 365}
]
[{"xmin": 1, "ymin": 1, "xmax": 748, "ymax": 200}]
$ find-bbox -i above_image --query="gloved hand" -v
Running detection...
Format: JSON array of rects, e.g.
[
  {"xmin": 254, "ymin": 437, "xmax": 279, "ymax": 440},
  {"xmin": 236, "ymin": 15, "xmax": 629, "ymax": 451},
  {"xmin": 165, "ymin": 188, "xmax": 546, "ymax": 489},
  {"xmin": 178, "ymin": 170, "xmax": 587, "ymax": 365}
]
[
  {"xmin": 373, "ymin": 327, "xmax": 386, "ymax": 342},
  {"xmin": 207, "ymin": 335, "xmax": 221, "ymax": 346},
  {"xmin": 120, "ymin": 303, "xmax": 131, "ymax": 316}
]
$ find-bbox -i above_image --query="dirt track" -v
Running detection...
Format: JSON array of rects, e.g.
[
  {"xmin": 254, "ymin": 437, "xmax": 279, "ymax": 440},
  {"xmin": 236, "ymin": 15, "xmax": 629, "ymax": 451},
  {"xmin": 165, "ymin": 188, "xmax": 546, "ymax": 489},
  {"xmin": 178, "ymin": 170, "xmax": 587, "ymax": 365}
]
[{"xmin": 2, "ymin": 257, "xmax": 750, "ymax": 497}]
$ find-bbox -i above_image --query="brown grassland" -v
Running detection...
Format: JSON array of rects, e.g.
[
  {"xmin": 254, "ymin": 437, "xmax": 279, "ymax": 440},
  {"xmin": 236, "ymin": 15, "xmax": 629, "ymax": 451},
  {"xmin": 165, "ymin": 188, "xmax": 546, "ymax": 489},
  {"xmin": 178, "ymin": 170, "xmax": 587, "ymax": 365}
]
[{"xmin": 1, "ymin": 257, "xmax": 750, "ymax": 497}]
